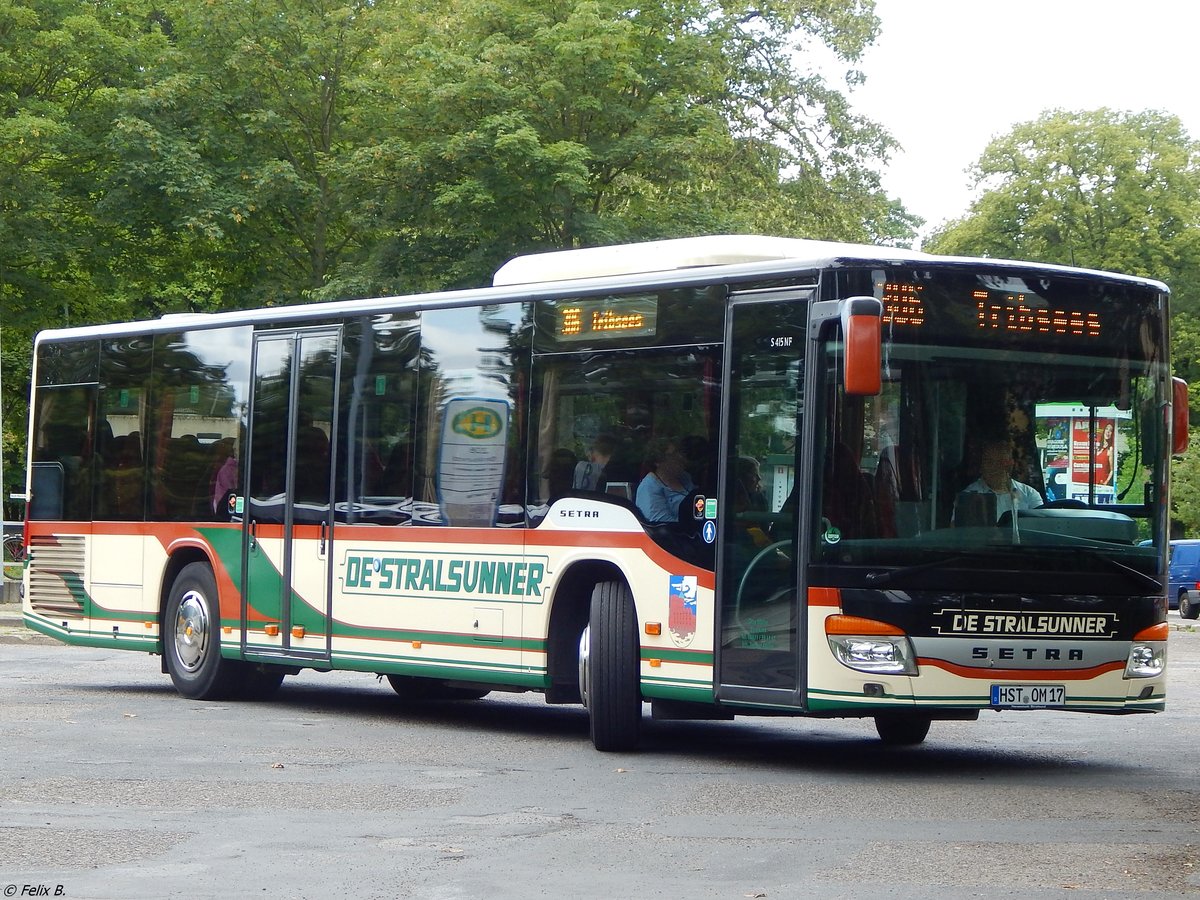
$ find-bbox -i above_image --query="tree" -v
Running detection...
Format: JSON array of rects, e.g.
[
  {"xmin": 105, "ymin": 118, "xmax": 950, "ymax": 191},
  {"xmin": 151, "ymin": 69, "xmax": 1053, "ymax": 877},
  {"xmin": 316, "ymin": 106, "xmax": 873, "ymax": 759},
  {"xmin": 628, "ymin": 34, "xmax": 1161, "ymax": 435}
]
[
  {"xmin": 101, "ymin": 0, "xmax": 391, "ymax": 309},
  {"xmin": 926, "ymin": 109, "xmax": 1200, "ymax": 315},
  {"xmin": 351, "ymin": 0, "xmax": 914, "ymax": 289},
  {"xmin": 0, "ymin": 0, "xmax": 168, "ymax": 515}
]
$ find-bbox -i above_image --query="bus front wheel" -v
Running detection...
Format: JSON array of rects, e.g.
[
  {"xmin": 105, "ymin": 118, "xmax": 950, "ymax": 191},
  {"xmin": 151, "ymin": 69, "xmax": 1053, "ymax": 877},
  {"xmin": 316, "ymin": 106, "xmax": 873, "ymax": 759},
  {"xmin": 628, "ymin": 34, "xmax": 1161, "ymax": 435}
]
[
  {"xmin": 874, "ymin": 712, "xmax": 932, "ymax": 746},
  {"xmin": 164, "ymin": 562, "xmax": 242, "ymax": 700},
  {"xmin": 582, "ymin": 580, "xmax": 642, "ymax": 752}
]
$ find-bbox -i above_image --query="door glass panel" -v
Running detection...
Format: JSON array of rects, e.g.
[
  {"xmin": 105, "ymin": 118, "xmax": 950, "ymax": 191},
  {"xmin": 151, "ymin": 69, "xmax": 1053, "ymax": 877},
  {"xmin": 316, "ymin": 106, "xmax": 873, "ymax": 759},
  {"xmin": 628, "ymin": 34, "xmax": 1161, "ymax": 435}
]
[
  {"xmin": 290, "ymin": 333, "xmax": 338, "ymax": 645},
  {"xmin": 248, "ymin": 338, "xmax": 292, "ymax": 523},
  {"xmin": 294, "ymin": 334, "xmax": 337, "ymax": 514},
  {"xmin": 719, "ymin": 300, "xmax": 806, "ymax": 691}
]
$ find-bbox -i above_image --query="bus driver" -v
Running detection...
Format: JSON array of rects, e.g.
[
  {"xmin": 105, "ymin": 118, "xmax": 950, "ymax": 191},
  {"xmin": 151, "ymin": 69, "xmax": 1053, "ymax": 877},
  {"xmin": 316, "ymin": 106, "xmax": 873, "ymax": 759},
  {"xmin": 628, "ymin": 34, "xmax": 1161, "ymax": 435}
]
[{"xmin": 957, "ymin": 431, "xmax": 1042, "ymax": 523}]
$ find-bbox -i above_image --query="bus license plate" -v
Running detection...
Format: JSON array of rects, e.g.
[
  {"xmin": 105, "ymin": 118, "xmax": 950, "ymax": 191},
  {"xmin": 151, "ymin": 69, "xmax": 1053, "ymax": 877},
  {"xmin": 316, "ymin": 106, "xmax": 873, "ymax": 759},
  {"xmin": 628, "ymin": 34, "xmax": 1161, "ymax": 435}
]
[{"xmin": 990, "ymin": 684, "xmax": 1065, "ymax": 708}]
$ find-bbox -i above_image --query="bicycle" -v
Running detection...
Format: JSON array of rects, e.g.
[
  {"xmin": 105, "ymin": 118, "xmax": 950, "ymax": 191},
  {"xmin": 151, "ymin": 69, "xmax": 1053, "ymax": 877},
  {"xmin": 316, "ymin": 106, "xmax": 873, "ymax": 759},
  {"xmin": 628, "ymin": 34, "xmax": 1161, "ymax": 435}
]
[{"xmin": 3, "ymin": 532, "xmax": 24, "ymax": 563}]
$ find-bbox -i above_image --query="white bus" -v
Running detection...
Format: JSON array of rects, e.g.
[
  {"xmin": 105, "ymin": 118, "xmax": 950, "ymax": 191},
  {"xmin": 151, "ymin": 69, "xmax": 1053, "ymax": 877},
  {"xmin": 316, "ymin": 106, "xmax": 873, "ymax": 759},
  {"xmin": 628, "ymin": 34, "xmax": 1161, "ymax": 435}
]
[{"xmin": 21, "ymin": 235, "xmax": 1186, "ymax": 750}]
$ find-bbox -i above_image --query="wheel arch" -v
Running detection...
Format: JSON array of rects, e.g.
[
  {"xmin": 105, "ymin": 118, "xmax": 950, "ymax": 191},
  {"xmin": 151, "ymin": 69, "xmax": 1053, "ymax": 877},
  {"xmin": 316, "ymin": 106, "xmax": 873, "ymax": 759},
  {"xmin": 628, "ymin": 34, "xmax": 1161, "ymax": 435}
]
[
  {"xmin": 544, "ymin": 558, "xmax": 628, "ymax": 704},
  {"xmin": 157, "ymin": 545, "xmax": 222, "ymax": 672}
]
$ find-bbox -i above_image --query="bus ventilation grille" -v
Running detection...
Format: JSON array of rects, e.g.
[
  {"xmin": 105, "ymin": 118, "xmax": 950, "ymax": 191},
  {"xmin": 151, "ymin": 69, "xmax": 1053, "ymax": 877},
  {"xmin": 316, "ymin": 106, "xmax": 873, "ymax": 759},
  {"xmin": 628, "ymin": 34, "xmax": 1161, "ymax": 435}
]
[{"xmin": 28, "ymin": 534, "xmax": 88, "ymax": 619}]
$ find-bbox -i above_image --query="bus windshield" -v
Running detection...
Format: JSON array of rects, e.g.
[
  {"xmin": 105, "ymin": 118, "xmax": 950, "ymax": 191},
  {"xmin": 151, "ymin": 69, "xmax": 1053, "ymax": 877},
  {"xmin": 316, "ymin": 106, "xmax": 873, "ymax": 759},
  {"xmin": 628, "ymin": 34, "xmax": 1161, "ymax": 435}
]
[{"xmin": 810, "ymin": 267, "xmax": 1169, "ymax": 595}]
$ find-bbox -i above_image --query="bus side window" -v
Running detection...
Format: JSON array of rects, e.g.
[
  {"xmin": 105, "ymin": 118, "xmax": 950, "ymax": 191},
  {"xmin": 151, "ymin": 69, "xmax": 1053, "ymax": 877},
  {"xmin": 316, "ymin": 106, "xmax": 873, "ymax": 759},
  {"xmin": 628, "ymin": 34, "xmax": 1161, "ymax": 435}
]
[
  {"xmin": 30, "ymin": 385, "xmax": 96, "ymax": 522},
  {"xmin": 416, "ymin": 305, "xmax": 528, "ymax": 527}
]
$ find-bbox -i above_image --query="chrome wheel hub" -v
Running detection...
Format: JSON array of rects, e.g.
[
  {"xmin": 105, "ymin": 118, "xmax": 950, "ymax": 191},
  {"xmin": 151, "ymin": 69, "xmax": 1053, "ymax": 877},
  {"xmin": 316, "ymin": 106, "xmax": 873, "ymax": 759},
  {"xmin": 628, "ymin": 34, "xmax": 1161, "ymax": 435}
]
[{"xmin": 175, "ymin": 590, "xmax": 210, "ymax": 672}]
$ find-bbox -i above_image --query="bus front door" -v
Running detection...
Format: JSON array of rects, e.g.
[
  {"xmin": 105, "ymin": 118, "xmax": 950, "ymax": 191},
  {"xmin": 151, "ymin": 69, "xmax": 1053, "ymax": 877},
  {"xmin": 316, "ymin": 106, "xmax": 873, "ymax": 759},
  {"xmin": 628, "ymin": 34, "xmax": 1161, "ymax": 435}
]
[
  {"xmin": 243, "ymin": 329, "xmax": 340, "ymax": 661},
  {"xmin": 716, "ymin": 295, "xmax": 807, "ymax": 706}
]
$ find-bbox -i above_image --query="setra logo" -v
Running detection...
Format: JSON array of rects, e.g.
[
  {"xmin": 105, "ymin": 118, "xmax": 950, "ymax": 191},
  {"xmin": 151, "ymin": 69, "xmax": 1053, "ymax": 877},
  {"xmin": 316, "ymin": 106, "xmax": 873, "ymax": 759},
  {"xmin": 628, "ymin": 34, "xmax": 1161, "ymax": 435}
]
[{"xmin": 452, "ymin": 407, "xmax": 503, "ymax": 439}]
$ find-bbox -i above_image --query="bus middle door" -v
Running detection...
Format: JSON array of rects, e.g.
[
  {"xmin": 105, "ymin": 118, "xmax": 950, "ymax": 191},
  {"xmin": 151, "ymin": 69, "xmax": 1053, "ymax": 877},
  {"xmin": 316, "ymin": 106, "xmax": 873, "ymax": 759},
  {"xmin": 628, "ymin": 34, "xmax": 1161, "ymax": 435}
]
[{"xmin": 243, "ymin": 328, "xmax": 340, "ymax": 662}]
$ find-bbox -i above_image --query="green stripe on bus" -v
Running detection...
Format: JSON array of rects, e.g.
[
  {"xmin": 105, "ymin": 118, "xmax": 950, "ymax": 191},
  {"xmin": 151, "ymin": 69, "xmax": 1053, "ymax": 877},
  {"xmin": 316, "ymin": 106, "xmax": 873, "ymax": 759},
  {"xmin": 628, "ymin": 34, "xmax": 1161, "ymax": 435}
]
[
  {"xmin": 23, "ymin": 615, "xmax": 157, "ymax": 651},
  {"xmin": 328, "ymin": 653, "xmax": 548, "ymax": 687},
  {"xmin": 641, "ymin": 683, "xmax": 715, "ymax": 703},
  {"xmin": 327, "ymin": 622, "xmax": 546, "ymax": 652}
]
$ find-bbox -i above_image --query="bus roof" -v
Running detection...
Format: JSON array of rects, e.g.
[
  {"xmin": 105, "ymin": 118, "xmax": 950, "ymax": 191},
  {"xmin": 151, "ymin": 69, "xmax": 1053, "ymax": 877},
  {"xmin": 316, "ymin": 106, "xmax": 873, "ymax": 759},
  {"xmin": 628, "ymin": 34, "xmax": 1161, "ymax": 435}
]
[
  {"xmin": 32, "ymin": 235, "xmax": 1168, "ymax": 344},
  {"xmin": 491, "ymin": 234, "xmax": 932, "ymax": 286}
]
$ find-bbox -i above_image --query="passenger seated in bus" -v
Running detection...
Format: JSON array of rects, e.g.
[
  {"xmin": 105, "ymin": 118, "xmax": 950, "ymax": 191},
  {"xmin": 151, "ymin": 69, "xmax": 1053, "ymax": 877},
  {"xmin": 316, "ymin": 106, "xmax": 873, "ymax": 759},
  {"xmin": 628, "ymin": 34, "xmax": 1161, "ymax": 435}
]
[
  {"xmin": 572, "ymin": 433, "xmax": 616, "ymax": 492},
  {"xmin": 955, "ymin": 432, "xmax": 1042, "ymax": 524},
  {"xmin": 635, "ymin": 438, "xmax": 695, "ymax": 524},
  {"xmin": 734, "ymin": 456, "xmax": 767, "ymax": 513},
  {"xmin": 209, "ymin": 438, "xmax": 238, "ymax": 515},
  {"xmin": 294, "ymin": 426, "xmax": 330, "ymax": 502},
  {"xmin": 733, "ymin": 456, "xmax": 771, "ymax": 549}
]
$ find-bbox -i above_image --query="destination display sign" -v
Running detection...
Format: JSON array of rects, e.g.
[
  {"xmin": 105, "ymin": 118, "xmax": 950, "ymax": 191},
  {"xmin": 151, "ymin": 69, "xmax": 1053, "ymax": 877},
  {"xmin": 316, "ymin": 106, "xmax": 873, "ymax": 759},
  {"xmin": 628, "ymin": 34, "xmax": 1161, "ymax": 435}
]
[
  {"xmin": 880, "ymin": 281, "xmax": 1103, "ymax": 340},
  {"xmin": 552, "ymin": 296, "xmax": 658, "ymax": 341}
]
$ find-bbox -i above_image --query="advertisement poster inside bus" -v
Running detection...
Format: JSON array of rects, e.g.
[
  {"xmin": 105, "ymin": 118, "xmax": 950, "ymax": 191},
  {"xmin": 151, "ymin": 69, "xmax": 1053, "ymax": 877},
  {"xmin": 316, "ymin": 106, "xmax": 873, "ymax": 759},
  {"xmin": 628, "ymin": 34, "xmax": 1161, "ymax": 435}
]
[{"xmin": 1036, "ymin": 404, "xmax": 1127, "ymax": 504}]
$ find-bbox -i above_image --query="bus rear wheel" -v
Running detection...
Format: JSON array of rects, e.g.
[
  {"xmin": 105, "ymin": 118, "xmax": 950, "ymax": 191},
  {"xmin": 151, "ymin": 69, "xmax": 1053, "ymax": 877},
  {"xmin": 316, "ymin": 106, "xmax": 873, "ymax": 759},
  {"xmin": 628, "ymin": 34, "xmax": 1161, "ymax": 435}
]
[
  {"xmin": 581, "ymin": 580, "xmax": 642, "ymax": 752},
  {"xmin": 164, "ymin": 562, "xmax": 242, "ymax": 700},
  {"xmin": 874, "ymin": 712, "xmax": 932, "ymax": 746}
]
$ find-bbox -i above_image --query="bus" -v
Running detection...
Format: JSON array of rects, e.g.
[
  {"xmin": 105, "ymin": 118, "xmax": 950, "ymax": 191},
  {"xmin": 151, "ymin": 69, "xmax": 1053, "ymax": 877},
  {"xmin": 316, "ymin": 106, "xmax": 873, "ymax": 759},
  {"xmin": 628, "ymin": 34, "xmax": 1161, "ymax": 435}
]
[{"xmin": 21, "ymin": 235, "xmax": 1187, "ymax": 750}]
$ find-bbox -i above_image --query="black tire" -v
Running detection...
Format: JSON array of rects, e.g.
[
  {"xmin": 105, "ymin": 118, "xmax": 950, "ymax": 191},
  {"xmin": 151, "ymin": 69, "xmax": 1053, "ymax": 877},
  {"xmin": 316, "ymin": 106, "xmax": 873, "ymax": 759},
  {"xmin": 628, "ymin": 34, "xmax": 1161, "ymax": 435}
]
[
  {"xmin": 163, "ymin": 562, "xmax": 242, "ymax": 700},
  {"xmin": 385, "ymin": 674, "xmax": 490, "ymax": 702},
  {"xmin": 874, "ymin": 712, "xmax": 932, "ymax": 746},
  {"xmin": 585, "ymin": 580, "xmax": 642, "ymax": 752},
  {"xmin": 1182, "ymin": 593, "xmax": 1200, "ymax": 620}
]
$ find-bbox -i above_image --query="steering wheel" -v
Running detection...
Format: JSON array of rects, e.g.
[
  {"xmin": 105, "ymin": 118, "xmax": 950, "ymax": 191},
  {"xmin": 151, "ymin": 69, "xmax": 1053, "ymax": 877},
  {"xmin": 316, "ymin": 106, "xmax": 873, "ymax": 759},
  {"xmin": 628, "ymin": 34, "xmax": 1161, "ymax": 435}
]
[{"xmin": 735, "ymin": 540, "xmax": 793, "ymax": 612}]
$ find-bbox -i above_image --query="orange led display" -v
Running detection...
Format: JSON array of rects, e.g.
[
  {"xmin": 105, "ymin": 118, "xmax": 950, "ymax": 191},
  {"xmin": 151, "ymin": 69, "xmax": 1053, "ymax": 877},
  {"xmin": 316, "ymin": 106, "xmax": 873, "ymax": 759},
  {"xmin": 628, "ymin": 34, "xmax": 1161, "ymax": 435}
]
[
  {"xmin": 555, "ymin": 297, "xmax": 658, "ymax": 341},
  {"xmin": 976, "ymin": 297, "xmax": 1101, "ymax": 337},
  {"xmin": 880, "ymin": 282, "xmax": 925, "ymax": 326}
]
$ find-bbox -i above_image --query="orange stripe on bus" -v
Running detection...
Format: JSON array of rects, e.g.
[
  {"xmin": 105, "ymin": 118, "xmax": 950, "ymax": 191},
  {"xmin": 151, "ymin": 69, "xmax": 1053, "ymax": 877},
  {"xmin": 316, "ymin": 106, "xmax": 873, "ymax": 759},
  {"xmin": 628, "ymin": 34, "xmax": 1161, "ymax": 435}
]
[
  {"xmin": 808, "ymin": 587, "xmax": 841, "ymax": 607},
  {"xmin": 918, "ymin": 658, "xmax": 1127, "ymax": 681},
  {"xmin": 1135, "ymin": 622, "xmax": 1169, "ymax": 642}
]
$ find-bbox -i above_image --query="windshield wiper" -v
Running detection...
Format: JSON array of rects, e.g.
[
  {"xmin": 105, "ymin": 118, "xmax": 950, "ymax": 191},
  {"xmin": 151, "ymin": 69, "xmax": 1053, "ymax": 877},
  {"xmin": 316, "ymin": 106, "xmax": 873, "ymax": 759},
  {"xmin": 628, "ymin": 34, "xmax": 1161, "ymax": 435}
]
[
  {"xmin": 1067, "ymin": 548, "xmax": 1161, "ymax": 593},
  {"xmin": 865, "ymin": 555, "xmax": 967, "ymax": 586}
]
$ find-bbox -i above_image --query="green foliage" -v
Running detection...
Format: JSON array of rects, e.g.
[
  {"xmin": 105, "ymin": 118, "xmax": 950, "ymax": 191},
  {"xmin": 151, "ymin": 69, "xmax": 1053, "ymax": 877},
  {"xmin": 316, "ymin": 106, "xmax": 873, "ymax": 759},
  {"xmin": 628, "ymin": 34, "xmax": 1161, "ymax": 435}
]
[
  {"xmin": 0, "ymin": 0, "xmax": 912, "ymax": 499},
  {"xmin": 350, "ymin": 0, "xmax": 912, "ymax": 289},
  {"xmin": 1173, "ymin": 429, "xmax": 1200, "ymax": 538},
  {"xmin": 0, "ymin": 0, "xmax": 171, "ymax": 513},
  {"xmin": 926, "ymin": 109, "xmax": 1200, "ymax": 313}
]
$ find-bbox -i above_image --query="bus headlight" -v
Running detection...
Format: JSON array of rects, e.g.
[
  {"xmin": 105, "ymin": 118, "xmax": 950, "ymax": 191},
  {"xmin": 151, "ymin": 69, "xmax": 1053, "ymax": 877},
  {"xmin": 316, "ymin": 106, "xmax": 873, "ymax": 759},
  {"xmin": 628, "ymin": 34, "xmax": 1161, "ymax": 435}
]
[
  {"xmin": 1125, "ymin": 623, "xmax": 1168, "ymax": 679},
  {"xmin": 828, "ymin": 635, "xmax": 917, "ymax": 675},
  {"xmin": 1124, "ymin": 642, "xmax": 1165, "ymax": 678},
  {"xmin": 825, "ymin": 616, "xmax": 917, "ymax": 676}
]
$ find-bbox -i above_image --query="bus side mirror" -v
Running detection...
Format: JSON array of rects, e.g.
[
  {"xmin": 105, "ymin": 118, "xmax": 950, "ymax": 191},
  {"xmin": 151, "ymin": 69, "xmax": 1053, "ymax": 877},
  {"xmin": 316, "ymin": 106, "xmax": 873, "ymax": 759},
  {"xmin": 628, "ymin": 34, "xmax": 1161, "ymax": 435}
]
[
  {"xmin": 1173, "ymin": 376, "xmax": 1190, "ymax": 456},
  {"xmin": 841, "ymin": 296, "xmax": 883, "ymax": 396}
]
